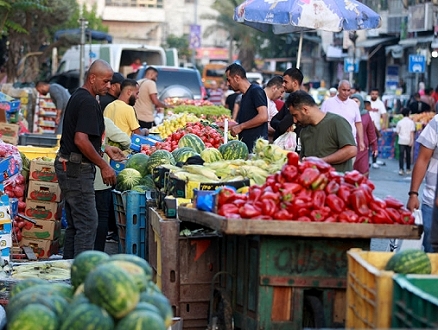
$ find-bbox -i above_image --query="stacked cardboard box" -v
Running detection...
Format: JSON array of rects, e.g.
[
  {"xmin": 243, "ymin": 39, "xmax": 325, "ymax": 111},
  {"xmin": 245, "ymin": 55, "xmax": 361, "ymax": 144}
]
[
  {"xmin": 22, "ymin": 158, "xmax": 61, "ymax": 258},
  {"xmin": 0, "ymin": 195, "xmax": 12, "ymax": 263}
]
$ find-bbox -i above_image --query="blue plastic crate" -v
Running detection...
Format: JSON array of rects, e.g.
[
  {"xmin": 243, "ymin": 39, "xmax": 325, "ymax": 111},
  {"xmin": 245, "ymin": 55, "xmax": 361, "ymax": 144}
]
[{"xmin": 112, "ymin": 190, "xmax": 156, "ymax": 259}]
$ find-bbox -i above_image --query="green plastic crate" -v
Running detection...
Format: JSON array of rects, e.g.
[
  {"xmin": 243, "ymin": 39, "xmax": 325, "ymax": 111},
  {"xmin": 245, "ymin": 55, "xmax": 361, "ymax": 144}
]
[{"xmin": 392, "ymin": 274, "xmax": 438, "ymax": 329}]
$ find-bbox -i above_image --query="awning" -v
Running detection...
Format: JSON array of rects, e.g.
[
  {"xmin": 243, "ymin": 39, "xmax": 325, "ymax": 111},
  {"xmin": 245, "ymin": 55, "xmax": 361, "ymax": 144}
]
[
  {"xmin": 356, "ymin": 37, "xmax": 397, "ymax": 48},
  {"xmin": 399, "ymin": 35, "xmax": 434, "ymax": 47},
  {"xmin": 385, "ymin": 44, "xmax": 410, "ymax": 58}
]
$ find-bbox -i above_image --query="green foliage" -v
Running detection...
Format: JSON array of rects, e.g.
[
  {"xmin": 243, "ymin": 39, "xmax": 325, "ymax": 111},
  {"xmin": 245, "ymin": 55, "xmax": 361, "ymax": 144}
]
[
  {"xmin": 164, "ymin": 34, "xmax": 191, "ymax": 59},
  {"xmin": 61, "ymin": 3, "xmax": 108, "ymax": 33}
]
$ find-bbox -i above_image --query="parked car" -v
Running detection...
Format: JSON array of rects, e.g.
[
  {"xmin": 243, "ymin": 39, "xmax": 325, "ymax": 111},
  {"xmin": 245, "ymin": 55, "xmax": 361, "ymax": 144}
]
[{"xmin": 134, "ymin": 66, "xmax": 207, "ymax": 101}]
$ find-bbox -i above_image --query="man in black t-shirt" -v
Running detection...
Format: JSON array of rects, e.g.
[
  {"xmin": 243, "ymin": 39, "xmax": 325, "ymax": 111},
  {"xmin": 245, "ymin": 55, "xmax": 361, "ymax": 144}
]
[
  {"xmin": 55, "ymin": 59, "xmax": 125, "ymax": 259},
  {"xmin": 226, "ymin": 64, "xmax": 268, "ymax": 152}
]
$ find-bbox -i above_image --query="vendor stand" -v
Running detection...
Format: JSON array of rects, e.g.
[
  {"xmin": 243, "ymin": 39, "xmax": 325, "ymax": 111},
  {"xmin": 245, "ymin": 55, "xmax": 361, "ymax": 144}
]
[{"xmin": 177, "ymin": 207, "xmax": 422, "ymax": 329}]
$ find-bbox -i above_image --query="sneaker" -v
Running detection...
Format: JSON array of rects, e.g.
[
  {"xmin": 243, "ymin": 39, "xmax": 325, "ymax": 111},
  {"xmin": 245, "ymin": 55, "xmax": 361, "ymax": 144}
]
[
  {"xmin": 399, "ymin": 169, "xmax": 404, "ymax": 175},
  {"xmin": 106, "ymin": 233, "xmax": 119, "ymax": 243},
  {"xmin": 376, "ymin": 160, "xmax": 386, "ymax": 166},
  {"xmin": 372, "ymin": 163, "xmax": 380, "ymax": 169},
  {"xmin": 406, "ymin": 169, "xmax": 412, "ymax": 175}
]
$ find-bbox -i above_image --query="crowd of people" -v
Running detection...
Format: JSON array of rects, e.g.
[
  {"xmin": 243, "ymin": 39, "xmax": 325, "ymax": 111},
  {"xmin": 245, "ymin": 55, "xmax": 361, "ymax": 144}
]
[{"xmin": 41, "ymin": 58, "xmax": 438, "ymax": 258}]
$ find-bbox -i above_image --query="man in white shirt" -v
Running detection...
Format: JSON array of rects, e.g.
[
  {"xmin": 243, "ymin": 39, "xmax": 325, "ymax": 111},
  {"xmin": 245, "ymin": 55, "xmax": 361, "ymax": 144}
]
[
  {"xmin": 321, "ymin": 80, "xmax": 365, "ymax": 152},
  {"xmin": 264, "ymin": 76, "xmax": 285, "ymax": 139},
  {"xmin": 368, "ymin": 88, "xmax": 388, "ymax": 168}
]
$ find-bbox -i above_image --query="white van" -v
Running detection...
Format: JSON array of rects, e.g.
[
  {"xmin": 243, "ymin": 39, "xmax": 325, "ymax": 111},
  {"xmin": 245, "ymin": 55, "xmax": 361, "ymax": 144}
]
[{"xmin": 56, "ymin": 44, "xmax": 167, "ymax": 77}]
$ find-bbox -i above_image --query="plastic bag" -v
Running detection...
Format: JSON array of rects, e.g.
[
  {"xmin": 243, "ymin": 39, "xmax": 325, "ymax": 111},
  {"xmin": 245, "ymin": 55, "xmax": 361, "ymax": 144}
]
[
  {"xmin": 388, "ymin": 209, "xmax": 424, "ymax": 252},
  {"xmin": 273, "ymin": 131, "xmax": 297, "ymax": 151}
]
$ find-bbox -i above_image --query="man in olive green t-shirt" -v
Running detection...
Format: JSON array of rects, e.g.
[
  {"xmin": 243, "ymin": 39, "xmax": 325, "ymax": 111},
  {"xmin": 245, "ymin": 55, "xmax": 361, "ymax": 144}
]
[{"xmin": 286, "ymin": 91, "xmax": 357, "ymax": 172}]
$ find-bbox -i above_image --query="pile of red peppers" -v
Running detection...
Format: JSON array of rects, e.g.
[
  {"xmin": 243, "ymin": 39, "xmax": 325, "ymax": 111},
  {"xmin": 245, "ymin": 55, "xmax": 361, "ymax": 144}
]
[{"xmin": 217, "ymin": 152, "xmax": 414, "ymax": 224}]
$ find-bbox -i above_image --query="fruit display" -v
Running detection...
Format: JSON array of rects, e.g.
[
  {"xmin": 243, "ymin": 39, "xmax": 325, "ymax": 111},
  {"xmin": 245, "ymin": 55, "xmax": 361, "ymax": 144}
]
[
  {"xmin": 215, "ymin": 152, "xmax": 415, "ymax": 223},
  {"xmin": 149, "ymin": 112, "xmax": 200, "ymax": 139},
  {"xmin": 168, "ymin": 104, "xmax": 231, "ymax": 121},
  {"xmin": 5, "ymin": 251, "xmax": 172, "ymax": 330},
  {"xmin": 385, "ymin": 249, "xmax": 432, "ymax": 274}
]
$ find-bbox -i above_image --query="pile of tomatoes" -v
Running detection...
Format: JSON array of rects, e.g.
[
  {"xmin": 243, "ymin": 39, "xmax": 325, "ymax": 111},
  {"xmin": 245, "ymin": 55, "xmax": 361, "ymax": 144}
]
[{"xmin": 141, "ymin": 121, "xmax": 224, "ymax": 155}]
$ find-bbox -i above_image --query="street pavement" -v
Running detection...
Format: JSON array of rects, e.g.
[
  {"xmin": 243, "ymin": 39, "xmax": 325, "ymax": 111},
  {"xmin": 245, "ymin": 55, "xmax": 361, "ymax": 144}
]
[{"xmin": 366, "ymin": 157, "xmax": 422, "ymax": 251}]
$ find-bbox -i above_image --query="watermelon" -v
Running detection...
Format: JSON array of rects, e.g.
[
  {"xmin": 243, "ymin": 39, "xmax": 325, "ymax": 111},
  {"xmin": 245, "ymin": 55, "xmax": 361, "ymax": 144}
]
[
  {"xmin": 200, "ymin": 147, "xmax": 223, "ymax": 163},
  {"xmin": 145, "ymin": 150, "xmax": 176, "ymax": 175},
  {"xmin": 8, "ymin": 304, "xmax": 58, "ymax": 330},
  {"xmin": 139, "ymin": 174, "xmax": 155, "ymax": 190},
  {"xmin": 219, "ymin": 140, "xmax": 249, "ymax": 160},
  {"xmin": 126, "ymin": 153, "xmax": 150, "ymax": 177},
  {"xmin": 385, "ymin": 249, "xmax": 431, "ymax": 274},
  {"xmin": 105, "ymin": 260, "xmax": 148, "ymax": 292},
  {"xmin": 134, "ymin": 301, "xmax": 162, "ymax": 315},
  {"xmin": 10, "ymin": 278, "xmax": 47, "ymax": 298},
  {"xmin": 84, "ymin": 263, "xmax": 140, "ymax": 319},
  {"xmin": 178, "ymin": 133, "xmax": 206, "ymax": 154},
  {"xmin": 172, "ymin": 146, "xmax": 196, "ymax": 160},
  {"xmin": 115, "ymin": 310, "xmax": 166, "ymax": 330},
  {"xmin": 139, "ymin": 291, "xmax": 173, "ymax": 327},
  {"xmin": 59, "ymin": 302, "xmax": 115, "ymax": 330},
  {"xmin": 71, "ymin": 250, "xmax": 110, "ymax": 290},
  {"xmin": 110, "ymin": 253, "xmax": 153, "ymax": 281},
  {"xmin": 174, "ymin": 149, "xmax": 200, "ymax": 163},
  {"xmin": 116, "ymin": 168, "xmax": 143, "ymax": 191}
]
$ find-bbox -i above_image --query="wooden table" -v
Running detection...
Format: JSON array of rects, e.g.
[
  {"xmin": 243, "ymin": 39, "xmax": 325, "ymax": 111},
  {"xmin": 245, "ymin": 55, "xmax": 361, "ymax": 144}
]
[{"xmin": 178, "ymin": 207, "xmax": 423, "ymax": 329}]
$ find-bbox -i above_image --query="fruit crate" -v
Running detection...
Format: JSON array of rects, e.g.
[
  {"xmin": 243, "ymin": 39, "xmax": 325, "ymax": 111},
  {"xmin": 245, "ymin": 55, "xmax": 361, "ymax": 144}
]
[
  {"xmin": 148, "ymin": 208, "xmax": 220, "ymax": 330},
  {"xmin": 391, "ymin": 274, "xmax": 438, "ymax": 328},
  {"xmin": 112, "ymin": 190, "xmax": 156, "ymax": 259},
  {"xmin": 18, "ymin": 133, "xmax": 59, "ymax": 147},
  {"xmin": 346, "ymin": 249, "xmax": 438, "ymax": 329}
]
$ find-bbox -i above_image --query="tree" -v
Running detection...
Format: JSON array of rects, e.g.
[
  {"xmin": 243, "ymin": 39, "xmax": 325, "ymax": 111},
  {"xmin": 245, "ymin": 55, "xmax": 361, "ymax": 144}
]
[{"xmin": 163, "ymin": 34, "xmax": 192, "ymax": 62}]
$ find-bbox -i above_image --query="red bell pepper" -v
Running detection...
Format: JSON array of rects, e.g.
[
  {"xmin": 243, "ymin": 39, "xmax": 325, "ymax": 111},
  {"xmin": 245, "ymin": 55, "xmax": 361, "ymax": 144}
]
[
  {"xmin": 310, "ymin": 209, "xmax": 327, "ymax": 222},
  {"xmin": 217, "ymin": 203, "xmax": 240, "ymax": 217},
  {"xmin": 275, "ymin": 209, "xmax": 293, "ymax": 220},
  {"xmin": 252, "ymin": 215, "xmax": 273, "ymax": 220},
  {"xmin": 287, "ymin": 152, "xmax": 300, "ymax": 167},
  {"xmin": 275, "ymin": 171, "xmax": 286, "ymax": 185},
  {"xmin": 296, "ymin": 188, "xmax": 313, "ymax": 203},
  {"xmin": 363, "ymin": 178, "xmax": 376, "ymax": 191},
  {"xmin": 325, "ymin": 180, "xmax": 340, "ymax": 195},
  {"xmin": 370, "ymin": 197, "xmax": 386, "ymax": 212},
  {"xmin": 301, "ymin": 156, "xmax": 333, "ymax": 173},
  {"xmin": 386, "ymin": 207, "xmax": 402, "ymax": 224},
  {"xmin": 359, "ymin": 183, "xmax": 373, "ymax": 202},
  {"xmin": 328, "ymin": 171, "xmax": 344, "ymax": 184},
  {"xmin": 239, "ymin": 204, "xmax": 261, "ymax": 219},
  {"xmin": 325, "ymin": 214, "xmax": 338, "ymax": 223},
  {"xmin": 372, "ymin": 209, "xmax": 393, "ymax": 224},
  {"xmin": 312, "ymin": 190, "xmax": 326, "ymax": 209},
  {"xmin": 326, "ymin": 194, "xmax": 345, "ymax": 214},
  {"xmin": 261, "ymin": 191, "xmax": 281, "ymax": 204},
  {"xmin": 399, "ymin": 208, "xmax": 415, "ymax": 225},
  {"xmin": 299, "ymin": 167, "xmax": 320, "ymax": 188},
  {"xmin": 350, "ymin": 190, "xmax": 371, "ymax": 216},
  {"xmin": 338, "ymin": 209, "xmax": 359, "ymax": 223},
  {"xmin": 281, "ymin": 164, "xmax": 298, "ymax": 182},
  {"xmin": 311, "ymin": 173, "xmax": 329, "ymax": 190},
  {"xmin": 297, "ymin": 216, "xmax": 312, "ymax": 222},
  {"xmin": 344, "ymin": 170, "xmax": 365, "ymax": 186},
  {"xmin": 280, "ymin": 182, "xmax": 302, "ymax": 202},
  {"xmin": 217, "ymin": 187, "xmax": 236, "ymax": 206},
  {"xmin": 232, "ymin": 199, "xmax": 247, "ymax": 208},
  {"xmin": 337, "ymin": 185, "xmax": 351, "ymax": 206},
  {"xmin": 295, "ymin": 205, "xmax": 311, "ymax": 217},
  {"xmin": 358, "ymin": 215, "xmax": 372, "ymax": 223},
  {"xmin": 384, "ymin": 196, "xmax": 404, "ymax": 209},
  {"xmin": 261, "ymin": 199, "xmax": 278, "ymax": 217},
  {"xmin": 248, "ymin": 186, "xmax": 262, "ymax": 202}
]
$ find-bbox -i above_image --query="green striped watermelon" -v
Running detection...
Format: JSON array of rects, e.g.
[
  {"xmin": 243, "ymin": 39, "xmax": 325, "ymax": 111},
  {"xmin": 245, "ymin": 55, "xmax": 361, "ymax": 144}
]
[
  {"xmin": 385, "ymin": 249, "xmax": 431, "ymax": 274},
  {"xmin": 105, "ymin": 260, "xmax": 148, "ymax": 292},
  {"xmin": 178, "ymin": 133, "xmax": 206, "ymax": 153},
  {"xmin": 59, "ymin": 302, "xmax": 114, "ymax": 330},
  {"xmin": 175, "ymin": 149, "xmax": 200, "ymax": 163},
  {"xmin": 71, "ymin": 251, "xmax": 110, "ymax": 290},
  {"xmin": 10, "ymin": 278, "xmax": 47, "ymax": 298},
  {"xmin": 115, "ymin": 310, "xmax": 166, "ymax": 330},
  {"xmin": 145, "ymin": 150, "xmax": 176, "ymax": 175},
  {"xmin": 84, "ymin": 263, "xmax": 140, "ymax": 319},
  {"xmin": 219, "ymin": 140, "xmax": 249, "ymax": 160},
  {"xmin": 172, "ymin": 147, "xmax": 196, "ymax": 160},
  {"xmin": 116, "ymin": 168, "xmax": 143, "ymax": 191},
  {"xmin": 110, "ymin": 253, "xmax": 153, "ymax": 282},
  {"xmin": 200, "ymin": 147, "xmax": 223, "ymax": 163},
  {"xmin": 8, "ymin": 304, "xmax": 58, "ymax": 330},
  {"xmin": 126, "ymin": 153, "xmax": 150, "ymax": 177},
  {"xmin": 140, "ymin": 291, "xmax": 173, "ymax": 327}
]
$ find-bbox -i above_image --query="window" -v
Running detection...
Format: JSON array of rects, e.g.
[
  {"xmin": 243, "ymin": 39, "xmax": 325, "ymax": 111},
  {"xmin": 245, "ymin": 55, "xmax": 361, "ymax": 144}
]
[{"xmin": 105, "ymin": 0, "xmax": 163, "ymax": 8}]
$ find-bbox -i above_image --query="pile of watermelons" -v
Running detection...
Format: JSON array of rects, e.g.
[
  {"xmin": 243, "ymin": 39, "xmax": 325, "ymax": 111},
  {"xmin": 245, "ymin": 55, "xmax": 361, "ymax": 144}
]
[{"xmin": 6, "ymin": 251, "xmax": 172, "ymax": 330}]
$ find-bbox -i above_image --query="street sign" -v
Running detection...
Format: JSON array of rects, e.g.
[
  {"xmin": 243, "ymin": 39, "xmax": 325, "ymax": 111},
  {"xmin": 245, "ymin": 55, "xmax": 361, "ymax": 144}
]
[
  {"xmin": 344, "ymin": 58, "xmax": 359, "ymax": 73},
  {"xmin": 408, "ymin": 55, "xmax": 426, "ymax": 73}
]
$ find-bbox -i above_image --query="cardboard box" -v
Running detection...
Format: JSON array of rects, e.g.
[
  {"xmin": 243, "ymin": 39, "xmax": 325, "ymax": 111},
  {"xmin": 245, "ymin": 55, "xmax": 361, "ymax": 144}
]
[
  {"xmin": 27, "ymin": 180, "xmax": 62, "ymax": 202},
  {"xmin": 22, "ymin": 219, "xmax": 61, "ymax": 240},
  {"xmin": 130, "ymin": 134, "xmax": 161, "ymax": 152},
  {"xmin": 20, "ymin": 238, "xmax": 59, "ymax": 259},
  {"xmin": 0, "ymin": 156, "xmax": 20, "ymax": 182},
  {"xmin": 0, "ymin": 233, "xmax": 11, "ymax": 263},
  {"xmin": 110, "ymin": 159, "xmax": 127, "ymax": 173},
  {"xmin": 0, "ymin": 123, "xmax": 19, "ymax": 145},
  {"xmin": 29, "ymin": 158, "xmax": 57, "ymax": 182},
  {"xmin": 24, "ymin": 200, "xmax": 58, "ymax": 221}
]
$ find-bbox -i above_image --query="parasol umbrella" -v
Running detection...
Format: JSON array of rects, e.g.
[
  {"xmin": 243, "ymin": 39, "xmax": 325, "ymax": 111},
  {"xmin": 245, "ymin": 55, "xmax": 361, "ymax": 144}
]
[{"xmin": 234, "ymin": 0, "xmax": 382, "ymax": 69}]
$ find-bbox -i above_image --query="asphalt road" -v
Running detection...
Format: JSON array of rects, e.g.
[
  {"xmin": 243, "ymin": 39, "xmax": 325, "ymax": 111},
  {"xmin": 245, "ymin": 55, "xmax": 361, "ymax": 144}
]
[{"xmin": 367, "ymin": 157, "xmax": 421, "ymax": 251}]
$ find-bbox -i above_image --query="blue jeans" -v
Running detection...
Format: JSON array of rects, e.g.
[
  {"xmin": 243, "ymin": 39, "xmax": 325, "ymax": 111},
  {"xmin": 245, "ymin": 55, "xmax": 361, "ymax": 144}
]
[
  {"xmin": 94, "ymin": 188, "xmax": 112, "ymax": 251},
  {"xmin": 421, "ymin": 204, "xmax": 434, "ymax": 252},
  {"xmin": 55, "ymin": 158, "xmax": 97, "ymax": 259}
]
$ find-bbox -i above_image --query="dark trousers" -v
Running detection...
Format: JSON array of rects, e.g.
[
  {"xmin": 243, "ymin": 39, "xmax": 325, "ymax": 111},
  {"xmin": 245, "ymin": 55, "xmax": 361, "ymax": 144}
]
[
  {"xmin": 55, "ymin": 158, "xmax": 97, "ymax": 259},
  {"xmin": 430, "ymin": 174, "xmax": 438, "ymax": 252},
  {"xmin": 138, "ymin": 120, "xmax": 154, "ymax": 129},
  {"xmin": 398, "ymin": 144, "xmax": 411, "ymax": 170},
  {"xmin": 94, "ymin": 189, "xmax": 112, "ymax": 251}
]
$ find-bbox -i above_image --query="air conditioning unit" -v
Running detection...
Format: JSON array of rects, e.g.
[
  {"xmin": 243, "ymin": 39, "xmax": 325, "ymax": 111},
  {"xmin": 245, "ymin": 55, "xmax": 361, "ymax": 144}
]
[{"xmin": 408, "ymin": 2, "xmax": 434, "ymax": 32}]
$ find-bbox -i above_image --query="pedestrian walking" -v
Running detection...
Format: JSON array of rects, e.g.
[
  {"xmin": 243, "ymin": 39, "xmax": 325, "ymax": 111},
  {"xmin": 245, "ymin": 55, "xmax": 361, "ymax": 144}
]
[
  {"xmin": 368, "ymin": 88, "xmax": 388, "ymax": 168},
  {"xmin": 396, "ymin": 108, "xmax": 415, "ymax": 175}
]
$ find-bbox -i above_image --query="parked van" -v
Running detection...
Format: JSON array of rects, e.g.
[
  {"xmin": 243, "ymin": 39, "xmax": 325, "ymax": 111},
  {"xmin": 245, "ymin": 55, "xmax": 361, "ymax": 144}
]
[
  {"xmin": 202, "ymin": 62, "xmax": 227, "ymax": 89},
  {"xmin": 56, "ymin": 44, "xmax": 167, "ymax": 77}
]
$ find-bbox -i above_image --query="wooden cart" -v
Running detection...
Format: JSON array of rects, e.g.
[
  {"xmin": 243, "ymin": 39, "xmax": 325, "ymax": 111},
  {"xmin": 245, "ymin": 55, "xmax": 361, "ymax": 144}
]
[{"xmin": 178, "ymin": 207, "xmax": 422, "ymax": 330}]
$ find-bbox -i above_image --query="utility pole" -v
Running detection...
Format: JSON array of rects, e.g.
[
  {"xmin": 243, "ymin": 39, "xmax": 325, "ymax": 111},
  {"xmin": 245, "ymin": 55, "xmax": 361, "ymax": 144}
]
[
  {"xmin": 191, "ymin": 0, "xmax": 198, "ymax": 67},
  {"xmin": 79, "ymin": 17, "xmax": 88, "ymax": 87}
]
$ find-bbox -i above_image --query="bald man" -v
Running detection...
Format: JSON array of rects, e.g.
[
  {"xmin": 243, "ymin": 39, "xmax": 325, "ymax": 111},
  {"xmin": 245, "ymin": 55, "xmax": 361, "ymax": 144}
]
[{"xmin": 55, "ymin": 59, "xmax": 125, "ymax": 259}]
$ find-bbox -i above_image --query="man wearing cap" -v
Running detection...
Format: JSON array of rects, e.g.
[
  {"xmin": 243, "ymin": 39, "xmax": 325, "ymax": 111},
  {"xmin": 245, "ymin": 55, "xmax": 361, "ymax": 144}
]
[{"xmin": 99, "ymin": 72, "xmax": 124, "ymax": 111}]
